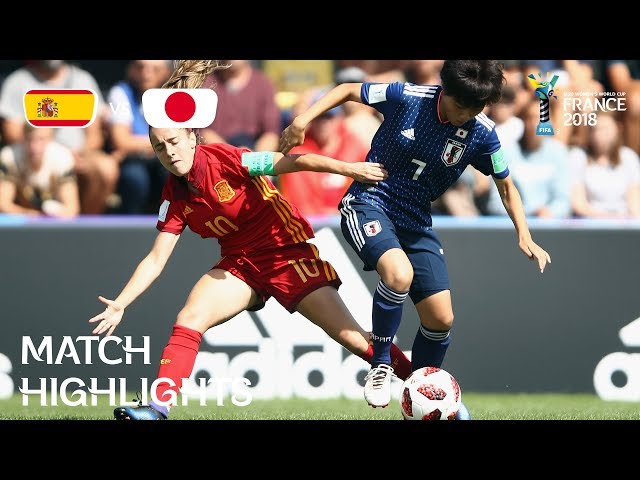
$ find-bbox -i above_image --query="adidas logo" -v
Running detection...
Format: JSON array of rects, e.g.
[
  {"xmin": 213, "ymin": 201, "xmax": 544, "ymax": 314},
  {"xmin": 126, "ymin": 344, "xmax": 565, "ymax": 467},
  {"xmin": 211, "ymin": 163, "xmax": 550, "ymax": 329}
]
[
  {"xmin": 401, "ymin": 128, "xmax": 415, "ymax": 140},
  {"xmin": 594, "ymin": 316, "xmax": 640, "ymax": 401},
  {"xmin": 619, "ymin": 316, "xmax": 640, "ymax": 346}
]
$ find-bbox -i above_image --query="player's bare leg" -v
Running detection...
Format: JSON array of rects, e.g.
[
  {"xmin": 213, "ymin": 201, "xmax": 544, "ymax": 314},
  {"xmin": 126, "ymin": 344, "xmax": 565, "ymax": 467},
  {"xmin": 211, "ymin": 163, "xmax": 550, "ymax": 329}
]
[
  {"xmin": 175, "ymin": 269, "xmax": 260, "ymax": 333},
  {"xmin": 296, "ymin": 286, "xmax": 370, "ymax": 354},
  {"xmin": 115, "ymin": 269, "xmax": 259, "ymax": 420},
  {"xmin": 296, "ymin": 285, "xmax": 412, "ymax": 407}
]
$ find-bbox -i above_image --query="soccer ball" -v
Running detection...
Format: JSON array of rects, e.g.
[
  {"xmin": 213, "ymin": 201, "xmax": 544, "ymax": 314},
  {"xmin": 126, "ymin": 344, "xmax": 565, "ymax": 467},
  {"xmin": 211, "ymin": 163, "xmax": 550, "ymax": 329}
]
[{"xmin": 400, "ymin": 367, "xmax": 461, "ymax": 420}]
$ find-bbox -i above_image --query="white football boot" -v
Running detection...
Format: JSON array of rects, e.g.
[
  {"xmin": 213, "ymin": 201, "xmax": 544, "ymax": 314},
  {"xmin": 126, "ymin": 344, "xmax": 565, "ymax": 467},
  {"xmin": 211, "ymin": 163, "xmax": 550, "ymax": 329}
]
[{"xmin": 364, "ymin": 364, "xmax": 394, "ymax": 408}]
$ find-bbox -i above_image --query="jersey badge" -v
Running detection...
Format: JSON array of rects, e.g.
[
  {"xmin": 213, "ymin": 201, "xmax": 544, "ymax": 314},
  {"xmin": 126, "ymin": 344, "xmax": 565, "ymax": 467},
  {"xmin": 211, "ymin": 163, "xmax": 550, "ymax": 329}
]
[
  {"xmin": 441, "ymin": 138, "xmax": 467, "ymax": 166},
  {"xmin": 214, "ymin": 179, "xmax": 235, "ymax": 203},
  {"xmin": 363, "ymin": 220, "xmax": 382, "ymax": 237}
]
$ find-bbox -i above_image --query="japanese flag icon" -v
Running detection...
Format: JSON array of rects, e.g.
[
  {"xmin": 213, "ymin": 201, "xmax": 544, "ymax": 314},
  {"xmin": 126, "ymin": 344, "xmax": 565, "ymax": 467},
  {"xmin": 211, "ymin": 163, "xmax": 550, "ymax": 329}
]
[{"xmin": 142, "ymin": 89, "xmax": 218, "ymax": 128}]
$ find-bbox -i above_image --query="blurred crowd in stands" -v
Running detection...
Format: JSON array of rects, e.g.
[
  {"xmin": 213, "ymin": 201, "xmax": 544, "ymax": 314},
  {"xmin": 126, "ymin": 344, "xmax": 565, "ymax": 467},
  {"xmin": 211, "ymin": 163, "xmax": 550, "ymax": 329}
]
[{"xmin": 0, "ymin": 59, "xmax": 638, "ymax": 220}]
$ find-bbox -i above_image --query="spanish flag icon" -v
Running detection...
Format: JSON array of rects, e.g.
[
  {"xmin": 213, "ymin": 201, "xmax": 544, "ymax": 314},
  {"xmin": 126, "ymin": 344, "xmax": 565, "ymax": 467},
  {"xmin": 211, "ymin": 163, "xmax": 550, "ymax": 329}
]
[{"xmin": 23, "ymin": 89, "xmax": 97, "ymax": 128}]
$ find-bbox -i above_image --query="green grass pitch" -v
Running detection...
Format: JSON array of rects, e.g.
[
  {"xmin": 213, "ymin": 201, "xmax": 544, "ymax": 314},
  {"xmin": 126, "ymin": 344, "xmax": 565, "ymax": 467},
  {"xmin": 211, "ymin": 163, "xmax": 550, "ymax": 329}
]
[{"xmin": 1, "ymin": 393, "xmax": 639, "ymax": 420}]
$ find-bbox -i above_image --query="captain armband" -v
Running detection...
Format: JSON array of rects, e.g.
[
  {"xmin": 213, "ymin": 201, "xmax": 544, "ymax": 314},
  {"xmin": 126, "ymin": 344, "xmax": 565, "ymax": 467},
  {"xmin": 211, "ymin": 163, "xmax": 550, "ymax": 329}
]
[
  {"xmin": 490, "ymin": 148, "xmax": 508, "ymax": 175},
  {"xmin": 241, "ymin": 152, "xmax": 275, "ymax": 176}
]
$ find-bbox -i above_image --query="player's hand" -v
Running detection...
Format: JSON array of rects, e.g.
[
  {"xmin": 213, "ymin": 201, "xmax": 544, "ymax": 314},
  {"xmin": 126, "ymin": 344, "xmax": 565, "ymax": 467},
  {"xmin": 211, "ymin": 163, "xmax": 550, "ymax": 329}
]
[
  {"xmin": 349, "ymin": 162, "xmax": 388, "ymax": 184},
  {"xmin": 518, "ymin": 238, "xmax": 551, "ymax": 273},
  {"xmin": 88, "ymin": 295, "xmax": 125, "ymax": 336},
  {"xmin": 279, "ymin": 119, "xmax": 306, "ymax": 154}
]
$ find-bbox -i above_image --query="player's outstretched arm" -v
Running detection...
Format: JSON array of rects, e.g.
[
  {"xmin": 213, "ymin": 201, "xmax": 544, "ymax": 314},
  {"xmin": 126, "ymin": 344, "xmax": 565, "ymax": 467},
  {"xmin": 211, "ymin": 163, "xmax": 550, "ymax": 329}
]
[
  {"xmin": 493, "ymin": 175, "xmax": 551, "ymax": 273},
  {"xmin": 279, "ymin": 83, "xmax": 363, "ymax": 154},
  {"xmin": 88, "ymin": 231, "xmax": 181, "ymax": 336},
  {"xmin": 242, "ymin": 151, "xmax": 387, "ymax": 185}
]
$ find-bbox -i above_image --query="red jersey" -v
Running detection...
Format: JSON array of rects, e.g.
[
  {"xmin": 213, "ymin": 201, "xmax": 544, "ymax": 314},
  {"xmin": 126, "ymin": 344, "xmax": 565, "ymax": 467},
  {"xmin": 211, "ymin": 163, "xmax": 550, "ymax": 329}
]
[{"xmin": 156, "ymin": 143, "xmax": 315, "ymax": 256}]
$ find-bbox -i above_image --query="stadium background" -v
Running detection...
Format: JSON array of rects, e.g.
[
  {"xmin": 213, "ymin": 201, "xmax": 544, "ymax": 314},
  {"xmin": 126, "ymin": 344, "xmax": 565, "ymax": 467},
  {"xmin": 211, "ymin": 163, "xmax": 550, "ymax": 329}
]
[{"xmin": 1, "ymin": 59, "xmax": 639, "ymax": 418}]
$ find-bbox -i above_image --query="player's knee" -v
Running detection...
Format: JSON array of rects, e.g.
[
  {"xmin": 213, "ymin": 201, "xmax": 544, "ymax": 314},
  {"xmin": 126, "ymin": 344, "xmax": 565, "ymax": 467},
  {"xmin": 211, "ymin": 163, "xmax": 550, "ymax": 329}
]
[
  {"xmin": 438, "ymin": 312, "xmax": 455, "ymax": 330},
  {"xmin": 381, "ymin": 268, "xmax": 413, "ymax": 292},
  {"xmin": 425, "ymin": 312, "xmax": 454, "ymax": 331},
  {"xmin": 378, "ymin": 251, "xmax": 413, "ymax": 291},
  {"xmin": 340, "ymin": 330, "xmax": 369, "ymax": 356},
  {"xmin": 176, "ymin": 307, "xmax": 203, "ymax": 329}
]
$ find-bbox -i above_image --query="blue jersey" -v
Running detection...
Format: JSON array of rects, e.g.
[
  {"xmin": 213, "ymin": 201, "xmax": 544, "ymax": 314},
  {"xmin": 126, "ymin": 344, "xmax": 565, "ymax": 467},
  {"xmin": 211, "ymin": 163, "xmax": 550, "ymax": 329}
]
[{"xmin": 345, "ymin": 82, "xmax": 509, "ymax": 232}]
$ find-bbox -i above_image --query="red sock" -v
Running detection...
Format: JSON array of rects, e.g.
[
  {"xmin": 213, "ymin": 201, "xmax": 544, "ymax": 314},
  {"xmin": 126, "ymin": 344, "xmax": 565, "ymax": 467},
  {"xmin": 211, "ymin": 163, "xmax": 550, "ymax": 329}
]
[
  {"xmin": 154, "ymin": 324, "xmax": 202, "ymax": 407},
  {"xmin": 390, "ymin": 343, "xmax": 412, "ymax": 381},
  {"xmin": 359, "ymin": 342, "xmax": 412, "ymax": 381}
]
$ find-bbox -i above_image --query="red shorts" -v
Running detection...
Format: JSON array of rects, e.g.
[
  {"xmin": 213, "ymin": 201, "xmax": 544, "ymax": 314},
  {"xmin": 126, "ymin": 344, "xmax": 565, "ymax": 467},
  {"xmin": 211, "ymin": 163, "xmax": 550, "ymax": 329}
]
[{"xmin": 213, "ymin": 242, "xmax": 342, "ymax": 313}]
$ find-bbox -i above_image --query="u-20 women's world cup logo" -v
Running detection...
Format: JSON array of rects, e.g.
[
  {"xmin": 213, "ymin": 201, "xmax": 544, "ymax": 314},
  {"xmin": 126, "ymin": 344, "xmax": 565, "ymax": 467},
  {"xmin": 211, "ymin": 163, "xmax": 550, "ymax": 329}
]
[{"xmin": 528, "ymin": 73, "xmax": 559, "ymax": 135}]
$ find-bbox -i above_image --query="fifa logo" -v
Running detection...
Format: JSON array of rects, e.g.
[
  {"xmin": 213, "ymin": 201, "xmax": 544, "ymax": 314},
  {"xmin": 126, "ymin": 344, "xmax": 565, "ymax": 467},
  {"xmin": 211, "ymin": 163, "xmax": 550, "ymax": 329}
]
[{"xmin": 527, "ymin": 73, "xmax": 559, "ymax": 135}]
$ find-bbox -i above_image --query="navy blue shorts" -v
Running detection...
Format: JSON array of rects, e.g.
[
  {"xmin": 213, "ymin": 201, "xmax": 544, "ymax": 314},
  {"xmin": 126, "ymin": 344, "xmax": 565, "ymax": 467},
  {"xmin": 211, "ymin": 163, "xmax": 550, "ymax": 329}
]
[{"xmin": 339, "ymin": 194, "xmax": 450, "ymax": 304}]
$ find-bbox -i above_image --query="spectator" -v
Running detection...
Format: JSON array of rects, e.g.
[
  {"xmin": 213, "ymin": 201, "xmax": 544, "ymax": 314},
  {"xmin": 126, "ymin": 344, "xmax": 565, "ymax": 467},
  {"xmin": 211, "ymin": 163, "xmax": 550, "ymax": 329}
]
[
  {"xmin": 0, "ymin": 125, "xmax": 79, "ymax": 217},
  {"xmin": 499, "ymin": 60, "xmax": 530, "ymax": 118},
  {"xmin": 486, "ymin": 98, "xmax": 571, "ymax": 218},
  {"xmin": 564, "ymin": 60, "xmax": 604, "ymax": 150},
  {"xmin": 334, "ymin": 67, "xmax": 381, "ymax": 148},
  {"xmin": 431, "ymin": 166, "xmax": 482, "ymax": 217},
  {"xmin": 200, "ymin": 60, "xmax": 281, "ymax": 151},
  {"xmin": 279, "ymin": 89, "xmax": 369, "ymax": 217},
  {"xmin": 404, "ymin": 60, "xmax": 444, "ymax": 86},
  {"xmin": 0, "ymin": 60, "xmax": 118, "ymax": 214},
  {"xmin": 570, "ymin": 111, "xmax": 640, "ymax": 219},
  {"xmin": 336, "ymin": 61, "xmax": 410, "ymax": 84},
  {"xmin": 491, "ymin": 85, "xmax": 524, "ymax": 147},
  {"xmin": 605, "ymin": 60, "xmax": 640, "ymax": 154},
  {"xmin": 105, "ymin": 60, "xmax": 172, "ymax": 213}
]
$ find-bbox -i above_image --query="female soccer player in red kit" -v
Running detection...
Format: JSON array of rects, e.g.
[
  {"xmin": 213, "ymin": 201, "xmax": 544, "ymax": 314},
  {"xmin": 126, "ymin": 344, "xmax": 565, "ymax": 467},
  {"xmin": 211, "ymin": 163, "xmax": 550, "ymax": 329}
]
[{"xmin": 88, "ymin": 60, "xmax": 412, "ymax": 420}]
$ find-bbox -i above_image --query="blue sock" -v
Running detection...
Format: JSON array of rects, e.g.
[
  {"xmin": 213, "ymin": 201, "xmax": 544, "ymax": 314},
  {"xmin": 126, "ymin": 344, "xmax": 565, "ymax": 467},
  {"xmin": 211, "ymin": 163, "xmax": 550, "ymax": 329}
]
[
  {"xmin": 371, "ymin": 280, "xmax": 408, "ymax": 366},
  {"xmin": 148, "ymin": 400, "xmax": 169, "ymax": 418},
  {"xmin": 455, "ymin": 401, "xmax": 472, "ymax": 420},
  {"xmin": 411, "ymin": 325, "xmax": 470, "ymax": 419},
  {"xmin": 411, "ymin": 324, "xmax": 451, "ymax": 370}
]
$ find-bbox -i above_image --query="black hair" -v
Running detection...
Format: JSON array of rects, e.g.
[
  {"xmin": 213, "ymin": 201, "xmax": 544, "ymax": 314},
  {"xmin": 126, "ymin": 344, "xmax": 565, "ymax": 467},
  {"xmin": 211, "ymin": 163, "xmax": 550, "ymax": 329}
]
[{"xmin": 440, "ymin": 60, "xmax": 505, "ymax": 109}]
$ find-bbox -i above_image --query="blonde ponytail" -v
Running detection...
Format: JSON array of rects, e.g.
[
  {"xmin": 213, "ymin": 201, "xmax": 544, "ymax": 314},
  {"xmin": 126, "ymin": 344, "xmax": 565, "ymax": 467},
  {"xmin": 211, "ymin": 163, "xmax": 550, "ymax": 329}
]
[{"xmin": 162, "ymin": 60, "xmax": 230, "ymax": 89}]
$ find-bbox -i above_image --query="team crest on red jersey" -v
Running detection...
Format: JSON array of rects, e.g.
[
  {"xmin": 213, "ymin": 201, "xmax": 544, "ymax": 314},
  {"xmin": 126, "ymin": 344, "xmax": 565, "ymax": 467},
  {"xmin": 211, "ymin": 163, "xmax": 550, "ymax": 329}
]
[
  {"xmin": 214, "ymin": 180, "xmax": 235, "ymax": 202},
  {"xmin": 441, "ymin": 138, "xmax": 467, "ymax": 167}
]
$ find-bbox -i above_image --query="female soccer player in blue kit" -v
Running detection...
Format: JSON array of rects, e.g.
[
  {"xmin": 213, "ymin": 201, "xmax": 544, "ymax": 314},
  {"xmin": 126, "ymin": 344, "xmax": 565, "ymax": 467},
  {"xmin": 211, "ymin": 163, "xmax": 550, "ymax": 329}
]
[{"xmin": 280, "ymin": 60, "xmax": 551, "ymax": 418}]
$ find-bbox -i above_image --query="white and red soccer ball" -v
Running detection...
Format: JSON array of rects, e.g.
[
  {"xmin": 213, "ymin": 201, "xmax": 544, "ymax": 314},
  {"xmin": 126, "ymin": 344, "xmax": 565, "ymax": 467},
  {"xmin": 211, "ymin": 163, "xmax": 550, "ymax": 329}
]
[{"xmin": 400, "ymin": 367, "xmax": 462, "ymax": 420}]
